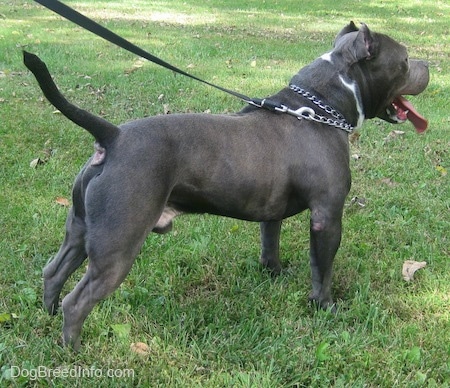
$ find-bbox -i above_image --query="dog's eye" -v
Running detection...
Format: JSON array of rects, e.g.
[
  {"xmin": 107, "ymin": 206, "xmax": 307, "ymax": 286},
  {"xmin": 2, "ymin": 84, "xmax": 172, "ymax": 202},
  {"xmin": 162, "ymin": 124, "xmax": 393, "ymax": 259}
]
[{"xmin": 401, "ymin": 57, "xmax": 409, "ymax": 72}]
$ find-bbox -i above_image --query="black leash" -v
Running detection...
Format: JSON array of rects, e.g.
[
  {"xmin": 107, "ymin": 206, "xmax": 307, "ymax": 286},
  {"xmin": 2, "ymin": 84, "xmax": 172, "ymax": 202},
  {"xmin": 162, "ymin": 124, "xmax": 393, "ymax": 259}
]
[
  {"xmin": 32, "ymin": 0, "xmax": 354, "ymax": 132},
  {"xmin": 33, "ymin": 0, "xmax": 268, "ymax": 108}
]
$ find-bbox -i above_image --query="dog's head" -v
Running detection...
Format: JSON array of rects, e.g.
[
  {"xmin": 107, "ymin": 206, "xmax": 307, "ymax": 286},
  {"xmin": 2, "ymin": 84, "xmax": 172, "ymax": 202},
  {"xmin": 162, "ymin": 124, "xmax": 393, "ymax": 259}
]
[{"xmin": 335, "ymin": 21, "xmax": 429, "ymax": 132}]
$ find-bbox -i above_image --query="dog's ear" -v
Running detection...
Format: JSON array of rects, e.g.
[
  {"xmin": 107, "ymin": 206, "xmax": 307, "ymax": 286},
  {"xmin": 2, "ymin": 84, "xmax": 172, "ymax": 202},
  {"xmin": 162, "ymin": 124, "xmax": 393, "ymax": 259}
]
[
  {"xmin": 357, "ymin": 23, "xmax": 377, "ymax": 60},
  {"xmin": 334, "ymin": 21, "xmax": 359, "ymax": 45},
  {"xmin": 345, "ymin": 23, "xmax": 377, "ymax": 61},
  {"xmin": 333, "ymin": 22, "xmax": 377, "ymax": 63}
]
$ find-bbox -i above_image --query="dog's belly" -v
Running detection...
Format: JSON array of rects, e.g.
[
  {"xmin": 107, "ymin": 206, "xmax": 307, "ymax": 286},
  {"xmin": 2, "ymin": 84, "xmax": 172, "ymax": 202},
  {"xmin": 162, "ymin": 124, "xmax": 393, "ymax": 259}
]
[{"xmin": 167, "ymin": 180, "xmax": 306, "ymax": 221}]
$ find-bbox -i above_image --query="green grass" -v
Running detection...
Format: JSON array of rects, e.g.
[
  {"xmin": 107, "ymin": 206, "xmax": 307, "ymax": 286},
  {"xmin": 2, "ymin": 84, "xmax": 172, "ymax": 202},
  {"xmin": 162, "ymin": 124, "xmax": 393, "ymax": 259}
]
[{"xmin": 1, "ymin": 0, "xmax": 449, "ymax": 386}]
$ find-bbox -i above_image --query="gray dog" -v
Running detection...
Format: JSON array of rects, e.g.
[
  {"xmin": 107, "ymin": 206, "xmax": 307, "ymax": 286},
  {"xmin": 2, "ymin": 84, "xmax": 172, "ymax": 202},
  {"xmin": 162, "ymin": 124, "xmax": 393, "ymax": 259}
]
[{"xmin": 24, "ymin": 21, "xmax": 429, "ymax": 349}]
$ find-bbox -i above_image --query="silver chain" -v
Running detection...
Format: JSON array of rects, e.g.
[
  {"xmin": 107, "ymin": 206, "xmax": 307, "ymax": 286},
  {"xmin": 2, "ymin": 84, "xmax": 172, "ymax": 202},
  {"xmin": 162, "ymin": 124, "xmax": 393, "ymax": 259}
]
[{"xmin": 288, "ymin": 84, "xmax": 354, "ymax": 133}]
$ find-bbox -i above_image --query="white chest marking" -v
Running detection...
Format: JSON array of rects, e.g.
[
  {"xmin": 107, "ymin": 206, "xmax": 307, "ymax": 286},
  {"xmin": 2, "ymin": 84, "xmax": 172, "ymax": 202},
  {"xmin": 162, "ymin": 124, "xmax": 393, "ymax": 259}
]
[{"xmin": 339, "ymin": 75, "xmax": 365, "ymax": 129}]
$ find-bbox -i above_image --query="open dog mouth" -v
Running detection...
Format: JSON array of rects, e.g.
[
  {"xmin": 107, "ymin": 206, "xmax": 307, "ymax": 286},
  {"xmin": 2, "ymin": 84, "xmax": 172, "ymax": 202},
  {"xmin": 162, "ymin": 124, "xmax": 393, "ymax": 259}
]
[{"xmin": 389, "ymin": 95, "xmax": 428, "ymax": 133}]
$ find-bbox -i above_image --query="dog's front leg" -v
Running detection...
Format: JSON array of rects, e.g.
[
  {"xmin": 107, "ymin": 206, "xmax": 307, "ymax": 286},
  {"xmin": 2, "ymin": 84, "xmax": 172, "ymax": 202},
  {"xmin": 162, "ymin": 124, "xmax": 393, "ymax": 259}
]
[
  {"xmin": 308, "ymin": 208, "xmax": 342, "ymax": 310},
  {"xmin": 259, "ymin": 220, "xmax": 282, "ymax": 275}
]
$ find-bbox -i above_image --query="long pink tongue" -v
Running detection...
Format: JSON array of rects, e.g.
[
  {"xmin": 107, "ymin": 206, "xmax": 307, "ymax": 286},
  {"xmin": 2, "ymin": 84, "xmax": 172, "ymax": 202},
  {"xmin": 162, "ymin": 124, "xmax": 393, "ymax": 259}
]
[{"xmin": 394, "ymin": 96, "xmax": 428, "ymax": 133}]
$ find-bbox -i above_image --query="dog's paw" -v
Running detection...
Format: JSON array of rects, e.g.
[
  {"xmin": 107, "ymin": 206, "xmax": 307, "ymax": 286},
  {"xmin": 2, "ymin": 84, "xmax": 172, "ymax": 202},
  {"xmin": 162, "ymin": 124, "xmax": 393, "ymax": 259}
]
[{"xmin": 259, "ymin": 256, "xmax": 282, "ymax": 276}]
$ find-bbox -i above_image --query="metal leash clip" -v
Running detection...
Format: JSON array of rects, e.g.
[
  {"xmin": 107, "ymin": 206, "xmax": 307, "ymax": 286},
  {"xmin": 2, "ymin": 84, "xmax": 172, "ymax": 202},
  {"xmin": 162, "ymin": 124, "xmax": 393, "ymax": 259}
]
[{"xmin": 289, "ymin": 107, "xmax": 316, "ymax": 120}]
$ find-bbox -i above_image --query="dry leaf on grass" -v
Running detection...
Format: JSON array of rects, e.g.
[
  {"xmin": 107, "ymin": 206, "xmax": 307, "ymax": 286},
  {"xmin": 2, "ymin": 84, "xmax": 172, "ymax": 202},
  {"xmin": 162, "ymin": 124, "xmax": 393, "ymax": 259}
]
[
  {"xmin": 349, "ymin": 196, "xmax": 366, "ymax": 207},
  {"xmin": 379, "ymin": 177, "xmax": 397, "ymax": 187},
  {"xmin": 435, "ymin": 165, "xmax": 447, "ymax": 176},
  {"xmin": 30, "ymin": 147, "xmax": 54, "ymax": 168},
  {"xmin": 124, "ymin": 58, "xmax": 145, "ymax": 74},
  {"xmin": 130, "ymin": 342, "xmax": 149, "ymax": 355},
  {"xmin": 402, "ymin": 260, "xmax": 427, "ymax": 281},
  {"xmin": 349, "ymin": 132, "xmax": 360, "ymax": 144},
  {"xmin": 55, "ymin": 197, "xmax": 70, "ymax": 207},
  {"xmin": 384, "ymin": 130, "xmax": 405, "ymax": 142},
  {"xmin": 30, "ymin": 158, "xmax": 45, "ymax": 168}
]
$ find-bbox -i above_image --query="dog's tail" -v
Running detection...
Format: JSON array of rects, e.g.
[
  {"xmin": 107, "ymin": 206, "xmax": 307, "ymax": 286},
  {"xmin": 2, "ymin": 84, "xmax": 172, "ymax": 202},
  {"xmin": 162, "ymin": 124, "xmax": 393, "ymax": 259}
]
[{"xmin": 23, "ymin": 51, "xmax": 119, "ymax": 144}]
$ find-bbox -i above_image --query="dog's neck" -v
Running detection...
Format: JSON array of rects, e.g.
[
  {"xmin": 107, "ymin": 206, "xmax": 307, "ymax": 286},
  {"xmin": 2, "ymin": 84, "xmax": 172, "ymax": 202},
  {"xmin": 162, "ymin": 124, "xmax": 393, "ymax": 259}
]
[{"xmin": 290, "ymin": 57, "xmax": 366, "ymax": 129}]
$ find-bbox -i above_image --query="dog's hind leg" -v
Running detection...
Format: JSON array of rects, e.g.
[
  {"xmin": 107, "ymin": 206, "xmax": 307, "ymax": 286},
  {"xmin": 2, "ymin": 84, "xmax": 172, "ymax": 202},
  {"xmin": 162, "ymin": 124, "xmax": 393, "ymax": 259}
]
[
  {"xmin": 60, "ymin": 225, "xmax": 150, "ymax": 350},
  {"xmin": 59, "ymin": 180, "xmax": 168, "ymax": 349},
  {"xmin": 43, "ymin": 208, "xmax": 87, "ymax": 315},
  {"xmin": 43, "ymin": 167, "xmax": 97, "ymax": 315}
]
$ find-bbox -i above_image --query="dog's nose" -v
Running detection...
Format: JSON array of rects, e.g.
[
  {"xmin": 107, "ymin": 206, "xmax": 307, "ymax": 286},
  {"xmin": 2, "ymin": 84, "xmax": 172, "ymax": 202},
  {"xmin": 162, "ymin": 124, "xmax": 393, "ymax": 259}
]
[
  {"xmin": 399, "ymin": 59, "xmax": 429, "ymax": 96},
  {"xmin": 415, "ymin": 59, "xmax": 429, "ymax": 71}
]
